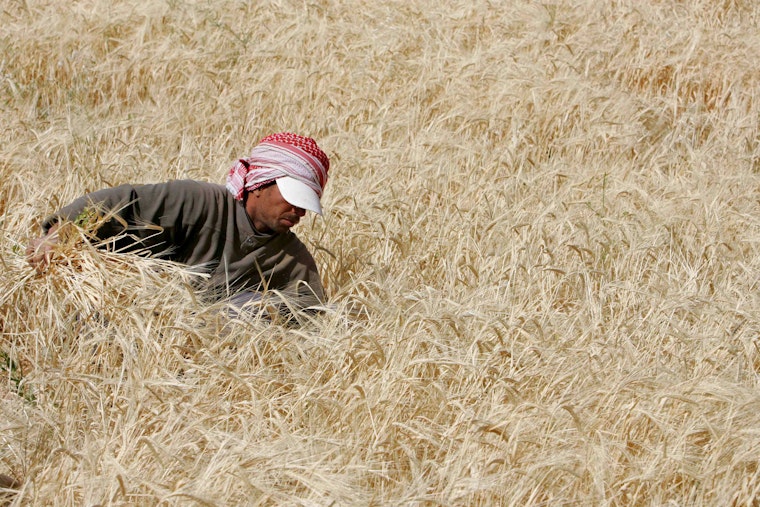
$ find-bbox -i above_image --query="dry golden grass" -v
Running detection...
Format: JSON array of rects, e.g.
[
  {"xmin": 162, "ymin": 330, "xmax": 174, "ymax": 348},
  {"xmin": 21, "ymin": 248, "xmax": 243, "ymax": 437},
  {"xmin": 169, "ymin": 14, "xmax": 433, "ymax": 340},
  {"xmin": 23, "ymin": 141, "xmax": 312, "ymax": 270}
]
[{"xmin": 2, "ymin": 0, "xmax": 760, "ymax": 504}]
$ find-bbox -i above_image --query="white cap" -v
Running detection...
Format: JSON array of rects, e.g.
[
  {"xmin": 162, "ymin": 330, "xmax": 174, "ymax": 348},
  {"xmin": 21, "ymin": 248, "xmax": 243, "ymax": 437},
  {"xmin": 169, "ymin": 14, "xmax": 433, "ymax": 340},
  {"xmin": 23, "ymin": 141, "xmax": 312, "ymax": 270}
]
[{"xmin": 276, "ymin": 176, "xmax": 323, "ymax": 215}]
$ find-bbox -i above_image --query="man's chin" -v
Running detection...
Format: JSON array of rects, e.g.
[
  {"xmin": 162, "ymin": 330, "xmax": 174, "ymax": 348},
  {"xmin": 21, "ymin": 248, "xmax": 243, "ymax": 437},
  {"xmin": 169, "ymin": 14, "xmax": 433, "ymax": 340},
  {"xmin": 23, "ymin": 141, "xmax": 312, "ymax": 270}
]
[
  {"xmin": 281, "ymin": 218, "xmax": 299, "ymax": 229},
  {"xmin": 274, "ymin": 222, "xmax": 295, "ymax": 234}
]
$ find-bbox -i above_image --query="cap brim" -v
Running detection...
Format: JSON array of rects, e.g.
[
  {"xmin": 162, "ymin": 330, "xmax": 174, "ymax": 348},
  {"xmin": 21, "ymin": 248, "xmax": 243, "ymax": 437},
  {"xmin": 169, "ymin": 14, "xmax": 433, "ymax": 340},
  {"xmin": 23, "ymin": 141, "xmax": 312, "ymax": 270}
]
[{"xmin": 276, "ymin": 177, "xmax": 323, "ymax": 215}]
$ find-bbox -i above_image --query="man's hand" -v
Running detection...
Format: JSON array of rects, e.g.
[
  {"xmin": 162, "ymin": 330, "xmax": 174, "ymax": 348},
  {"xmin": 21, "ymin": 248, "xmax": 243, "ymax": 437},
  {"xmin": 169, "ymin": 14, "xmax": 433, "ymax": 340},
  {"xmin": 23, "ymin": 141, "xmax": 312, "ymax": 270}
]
[{"xmin": 26, "ymin": 223, "xmax": 59, "ymax": 271}]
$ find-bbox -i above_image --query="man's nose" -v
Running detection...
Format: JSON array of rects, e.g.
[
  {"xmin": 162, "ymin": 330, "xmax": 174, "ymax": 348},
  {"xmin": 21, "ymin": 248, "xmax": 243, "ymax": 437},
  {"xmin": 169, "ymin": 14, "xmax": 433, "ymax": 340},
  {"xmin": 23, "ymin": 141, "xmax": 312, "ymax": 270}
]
[{"xmin": 294, "ymin": 207, "xmax": 306, "ymax": 217}]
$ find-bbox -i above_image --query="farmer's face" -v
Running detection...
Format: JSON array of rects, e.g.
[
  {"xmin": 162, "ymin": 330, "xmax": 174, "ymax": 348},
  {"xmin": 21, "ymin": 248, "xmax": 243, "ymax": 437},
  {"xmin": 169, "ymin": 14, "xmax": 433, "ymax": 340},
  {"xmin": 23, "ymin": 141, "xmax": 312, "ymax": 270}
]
[{"xmin": 245, "ymin": 182, "xmax": 306, "ymax": 234}]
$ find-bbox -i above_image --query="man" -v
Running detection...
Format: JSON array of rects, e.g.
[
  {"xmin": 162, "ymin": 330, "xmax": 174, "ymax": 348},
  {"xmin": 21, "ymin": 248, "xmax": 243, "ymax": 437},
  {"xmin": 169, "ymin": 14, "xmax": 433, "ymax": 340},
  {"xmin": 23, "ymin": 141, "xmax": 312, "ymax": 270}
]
[{"xmin": 26, "ymin": 132, "xmax": 330, "ymax": 315}]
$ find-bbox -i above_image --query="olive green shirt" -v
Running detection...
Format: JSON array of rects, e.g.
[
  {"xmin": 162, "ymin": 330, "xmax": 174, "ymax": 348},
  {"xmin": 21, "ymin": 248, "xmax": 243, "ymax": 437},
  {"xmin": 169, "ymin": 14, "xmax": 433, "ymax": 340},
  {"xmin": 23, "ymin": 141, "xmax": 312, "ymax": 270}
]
[{"xmin": 44, "ymin": 180, "xmax": 324, "ymax": 308}]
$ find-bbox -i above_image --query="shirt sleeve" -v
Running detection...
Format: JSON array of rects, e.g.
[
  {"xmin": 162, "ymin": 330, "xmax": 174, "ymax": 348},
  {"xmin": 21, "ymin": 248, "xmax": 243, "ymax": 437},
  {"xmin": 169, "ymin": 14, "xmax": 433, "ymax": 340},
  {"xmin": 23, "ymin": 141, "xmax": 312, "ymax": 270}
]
[
  {"xmin": 43, "ymin": 184, "xmax": 138, "ymax": 233},
  {"xmin": 42, "ymin": 181, "xmax": 203, "ymax": 259},
  {"xmin": 275, "ymin": 234, "xmax": 326, "ymax": 309}
]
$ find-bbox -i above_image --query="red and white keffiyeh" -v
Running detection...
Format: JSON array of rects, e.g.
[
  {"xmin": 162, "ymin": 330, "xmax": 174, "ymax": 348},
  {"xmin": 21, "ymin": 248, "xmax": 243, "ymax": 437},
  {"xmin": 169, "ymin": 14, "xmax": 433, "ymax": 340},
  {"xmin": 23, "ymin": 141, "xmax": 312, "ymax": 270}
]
[{"xmin": 226, "ymin": 132, "xmax": 330, "ymax": 207}]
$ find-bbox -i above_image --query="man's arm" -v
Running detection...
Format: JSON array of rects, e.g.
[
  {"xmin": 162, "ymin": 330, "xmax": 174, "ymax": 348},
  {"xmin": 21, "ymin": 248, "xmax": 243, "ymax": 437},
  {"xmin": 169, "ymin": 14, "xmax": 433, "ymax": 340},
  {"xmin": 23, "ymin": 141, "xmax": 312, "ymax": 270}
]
[
  {"xmin": 26, "ymin": 185, "xmax": 174, "ymax": 271},
  {"xmin": 25, "ymin": 181, "xmax": 204, "ymax": 270},
  {"xmin": 281, "ymin": 239, "xmax": 326, "ymax": 310},
  {"xmin": 25, "ymin": 184, "xmax": 141, "ymax": 271}
]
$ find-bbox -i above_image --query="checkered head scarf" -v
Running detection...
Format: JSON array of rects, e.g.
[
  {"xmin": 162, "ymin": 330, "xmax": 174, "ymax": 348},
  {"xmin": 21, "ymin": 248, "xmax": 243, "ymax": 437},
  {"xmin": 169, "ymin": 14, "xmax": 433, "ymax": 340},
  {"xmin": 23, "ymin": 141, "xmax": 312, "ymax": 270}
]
[{"xmin": 226, "ymin": 132, "xmax": 330, "ymax": 213}]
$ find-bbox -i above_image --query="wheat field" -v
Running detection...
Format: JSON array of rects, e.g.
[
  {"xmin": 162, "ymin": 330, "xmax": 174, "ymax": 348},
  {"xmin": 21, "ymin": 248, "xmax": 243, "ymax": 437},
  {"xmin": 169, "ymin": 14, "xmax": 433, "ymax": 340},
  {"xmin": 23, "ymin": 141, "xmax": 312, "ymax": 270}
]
[{"xmin": 1, "ymin": 0, "xmax": 759, "ymax": 505}]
